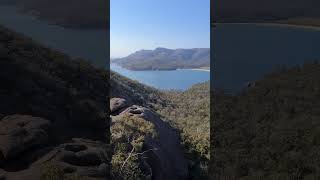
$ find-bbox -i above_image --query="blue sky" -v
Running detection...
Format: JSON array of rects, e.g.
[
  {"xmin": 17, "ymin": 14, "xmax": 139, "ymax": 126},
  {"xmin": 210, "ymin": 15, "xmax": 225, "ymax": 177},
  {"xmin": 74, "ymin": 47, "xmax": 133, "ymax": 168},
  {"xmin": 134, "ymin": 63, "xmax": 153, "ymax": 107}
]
[{"xmin": 111, "ymin": 0, "xmax": 210, "ymax": 57}]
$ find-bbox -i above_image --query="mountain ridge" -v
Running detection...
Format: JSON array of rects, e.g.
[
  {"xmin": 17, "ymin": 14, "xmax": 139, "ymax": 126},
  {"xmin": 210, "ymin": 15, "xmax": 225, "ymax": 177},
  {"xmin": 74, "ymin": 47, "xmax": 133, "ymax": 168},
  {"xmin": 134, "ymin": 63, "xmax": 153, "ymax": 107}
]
[
  {"xmin": 112, "ymin": 47, "xmax": 210, "ymax": 71},
  {"xmin": 212, "ymin": 0, "xmax": 320, "ymax": 27},
  {"xmin": 0, "ymin": 0, "xmax": 108, "ymax": 29}
]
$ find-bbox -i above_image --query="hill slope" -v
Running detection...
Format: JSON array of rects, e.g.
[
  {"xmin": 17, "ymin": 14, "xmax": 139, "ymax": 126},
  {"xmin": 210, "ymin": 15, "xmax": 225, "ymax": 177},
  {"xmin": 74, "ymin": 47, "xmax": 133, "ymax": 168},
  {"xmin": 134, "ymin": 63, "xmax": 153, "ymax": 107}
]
[
  {"xmin": 109, "ymin": 70, "xmax": 210, "ymax": 179},
  {"xmin": 112, "ymin": 47, "xmax": 210, "ymax": 71},
  {"xmin": 159, "ymin": 82, "xmax": 210, "ymax": 179},
  {"xmin": 0, "ymin": 25, "xmax": 110, "ymax": 180}
]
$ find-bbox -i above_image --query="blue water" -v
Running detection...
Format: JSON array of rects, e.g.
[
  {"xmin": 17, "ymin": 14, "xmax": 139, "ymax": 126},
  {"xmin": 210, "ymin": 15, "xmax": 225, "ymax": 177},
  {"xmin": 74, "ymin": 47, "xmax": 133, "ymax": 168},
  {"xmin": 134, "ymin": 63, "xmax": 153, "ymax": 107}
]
[
  {"xmin": 0, "ymin": 5, "xmax": 109, "ymax": 68},
  {"xmin": 111, "ymin": 64, "xmax": 210, "ymax": 90},
  {"xmin": 0, "ymin": 5, "xmax": 210, "ymax": 90},
  {"xmin": 212, "ymin": 23, "xmax": 320, "ymax": 93}
]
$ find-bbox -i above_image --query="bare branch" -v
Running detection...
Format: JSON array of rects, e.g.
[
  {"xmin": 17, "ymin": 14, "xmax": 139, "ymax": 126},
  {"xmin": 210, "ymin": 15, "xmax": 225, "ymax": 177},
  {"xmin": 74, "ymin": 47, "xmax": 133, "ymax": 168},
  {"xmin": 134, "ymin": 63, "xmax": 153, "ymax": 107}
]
[
  {"xmin": 121, "ymin": 147, "xmax": 135, "ymax": 170},
  {"xmin": 120, "ymin": 147, "xmax": 159, "ymax": 171},
  {"xmin": 132, "ymin": 148, "xmax": 158, "ymax": 157}
]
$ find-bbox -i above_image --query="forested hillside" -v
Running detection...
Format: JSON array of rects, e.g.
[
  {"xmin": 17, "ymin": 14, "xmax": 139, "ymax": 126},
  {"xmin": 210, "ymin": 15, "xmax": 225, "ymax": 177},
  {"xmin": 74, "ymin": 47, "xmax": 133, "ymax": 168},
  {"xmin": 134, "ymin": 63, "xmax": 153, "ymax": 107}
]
[
  {"xmin": 159, "ymin": 82, "xmax": 210, "ymax": 179},
  {"xmin": 211, "ymin": 62, "xmax": 320, "ymax": 179}
]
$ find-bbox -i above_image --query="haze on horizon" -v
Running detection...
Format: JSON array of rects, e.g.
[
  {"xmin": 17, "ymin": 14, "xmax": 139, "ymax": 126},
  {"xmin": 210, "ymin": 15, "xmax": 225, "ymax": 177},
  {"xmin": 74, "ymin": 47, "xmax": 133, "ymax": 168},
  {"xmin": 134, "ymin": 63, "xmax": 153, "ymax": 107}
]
[{"xmin": 110, "ymin": 0, "xmax": 210, "ymax": 58}]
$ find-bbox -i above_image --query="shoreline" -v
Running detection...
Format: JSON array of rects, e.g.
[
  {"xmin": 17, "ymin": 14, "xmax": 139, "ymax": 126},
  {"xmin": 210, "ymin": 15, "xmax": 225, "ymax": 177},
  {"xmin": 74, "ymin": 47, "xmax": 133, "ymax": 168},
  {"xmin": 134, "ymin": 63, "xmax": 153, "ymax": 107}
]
[
  {"xmin": 214, "ymin": 22, "xmax": 320, "ymax": 31},
  {"xmin": 112, "ymin": 63, "xmax": 210, "ymax": 72}
]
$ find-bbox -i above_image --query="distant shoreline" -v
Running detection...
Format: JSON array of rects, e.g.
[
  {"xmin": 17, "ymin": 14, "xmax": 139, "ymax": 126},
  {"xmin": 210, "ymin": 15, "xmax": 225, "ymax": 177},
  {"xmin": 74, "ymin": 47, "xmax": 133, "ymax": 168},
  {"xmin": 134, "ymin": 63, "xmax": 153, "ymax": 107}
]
[
  {"xmin": 215, "ymin": 22, "xmax": 320, "ymax": 31},
  {"xmin": 186, "ymin": 68, "xmax": 210, "ymax": 72}
]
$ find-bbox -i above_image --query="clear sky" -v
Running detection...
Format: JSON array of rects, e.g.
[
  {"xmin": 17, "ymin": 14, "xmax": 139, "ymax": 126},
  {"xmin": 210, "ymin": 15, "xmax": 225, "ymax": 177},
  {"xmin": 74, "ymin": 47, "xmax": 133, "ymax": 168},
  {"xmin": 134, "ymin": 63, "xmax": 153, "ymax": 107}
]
[{"xmin": 110, "ymin": 0, "xmax": 210, "ymax": 58}]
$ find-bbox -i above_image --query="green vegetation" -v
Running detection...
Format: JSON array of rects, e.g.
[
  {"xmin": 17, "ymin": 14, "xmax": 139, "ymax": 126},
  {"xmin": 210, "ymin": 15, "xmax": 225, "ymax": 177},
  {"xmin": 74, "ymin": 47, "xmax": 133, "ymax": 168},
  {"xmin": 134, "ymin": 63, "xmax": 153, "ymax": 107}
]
[
  {"xmin": 158, "ymin": 82, "xmax": 210, "ymax": 179},
  {"xmin": 110, "ymin": 71, "xmax": 165, "ymax": 107},
  {"xmin": 111, "ymin": 114, "xmax": 157, "ymax": 179},
  {"xmin": 41, "ymin": 164, "xmax": 87, "ymax": 180},
  {"xmin": 41, "ymin": 164, "xmax": 65, "ymax": 180},
  {"xmin": 211, "ymin": 62, "xmax": 320, "ymax": 179},
  {"xmin": 110, "ymin": 72, "xmax": 210, "ymax": 179}
]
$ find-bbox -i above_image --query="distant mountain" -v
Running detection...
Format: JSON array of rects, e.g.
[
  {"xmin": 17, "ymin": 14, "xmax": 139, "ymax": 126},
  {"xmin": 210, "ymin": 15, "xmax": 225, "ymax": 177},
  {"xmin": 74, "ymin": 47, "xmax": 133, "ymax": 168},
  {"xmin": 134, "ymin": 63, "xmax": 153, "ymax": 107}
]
[
  {"xmin": 112, "ymin": 47, "xmax": 210, "ymax": 71},
  {"xmin": 212, "ymin": 0, "xmax": 320, "ymax": 26},
  {"xmin": 0, "ymin": 0, "xmax": 18, "ymax": 4},
  {"xmin": 0, "ymin": 0, "xmax": 108, "ymax": 29}
]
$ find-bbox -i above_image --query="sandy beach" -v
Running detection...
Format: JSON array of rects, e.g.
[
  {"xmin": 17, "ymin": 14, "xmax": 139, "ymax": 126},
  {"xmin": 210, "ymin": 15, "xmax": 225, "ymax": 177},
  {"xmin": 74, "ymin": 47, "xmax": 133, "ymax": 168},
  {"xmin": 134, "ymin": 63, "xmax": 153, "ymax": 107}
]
[{"xmin": 190, "ymin": 68, "xmax": 210, "ymax": 72}]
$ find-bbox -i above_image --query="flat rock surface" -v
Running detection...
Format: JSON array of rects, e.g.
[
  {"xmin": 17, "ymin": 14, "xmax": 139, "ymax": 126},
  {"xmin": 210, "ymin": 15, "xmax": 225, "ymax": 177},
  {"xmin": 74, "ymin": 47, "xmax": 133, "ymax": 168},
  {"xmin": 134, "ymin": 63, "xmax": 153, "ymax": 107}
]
[{"xmin": 1, "ymin": 138, "xmax": 110, "ymax": 180}]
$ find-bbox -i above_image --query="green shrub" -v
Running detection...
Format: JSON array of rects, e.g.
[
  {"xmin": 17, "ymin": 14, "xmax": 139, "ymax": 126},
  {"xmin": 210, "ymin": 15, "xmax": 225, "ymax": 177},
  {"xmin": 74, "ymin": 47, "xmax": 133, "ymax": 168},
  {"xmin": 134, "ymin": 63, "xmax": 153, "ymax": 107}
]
[
  {"xmin": 111, "ymin": 115, "xmax": 156, "ymax": 179},
  {"xmin": 41, "ymin": 164, "xmax": 88, "ymax": 180}
]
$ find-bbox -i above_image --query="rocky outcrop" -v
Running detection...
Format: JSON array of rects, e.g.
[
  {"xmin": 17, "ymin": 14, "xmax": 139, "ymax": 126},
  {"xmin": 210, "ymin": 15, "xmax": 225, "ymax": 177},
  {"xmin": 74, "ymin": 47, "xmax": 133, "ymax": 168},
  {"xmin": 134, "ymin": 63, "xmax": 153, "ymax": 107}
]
[
  {"xmin": 0, "ymin": 114, "xmax": 110, "ymax": 180},
  {"xmin": 112, "ymin": 100, "xmax": 189, "ymax": 180},
  {"xmin": 0, "ymin": 115, "xmax": 50, "ymax": 161},
  {"xmin": 0, "ymin": 138, "xmax": 109, "ymax": 180}
]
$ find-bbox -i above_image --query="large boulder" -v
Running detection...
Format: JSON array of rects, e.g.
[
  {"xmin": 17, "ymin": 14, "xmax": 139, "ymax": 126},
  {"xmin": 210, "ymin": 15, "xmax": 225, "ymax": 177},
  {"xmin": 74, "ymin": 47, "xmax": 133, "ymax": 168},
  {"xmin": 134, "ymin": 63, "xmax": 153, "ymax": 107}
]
[
  {"xmin": 110, "ymin": 98, "xmax": 128, "ymax": 115},
  {"xmin": 119, "ymin": 105, "xmax": 189, "ymax": 180},
  {"xmin": 0, "ymin": 115, "xmax": 51, "ymax": 161}
]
